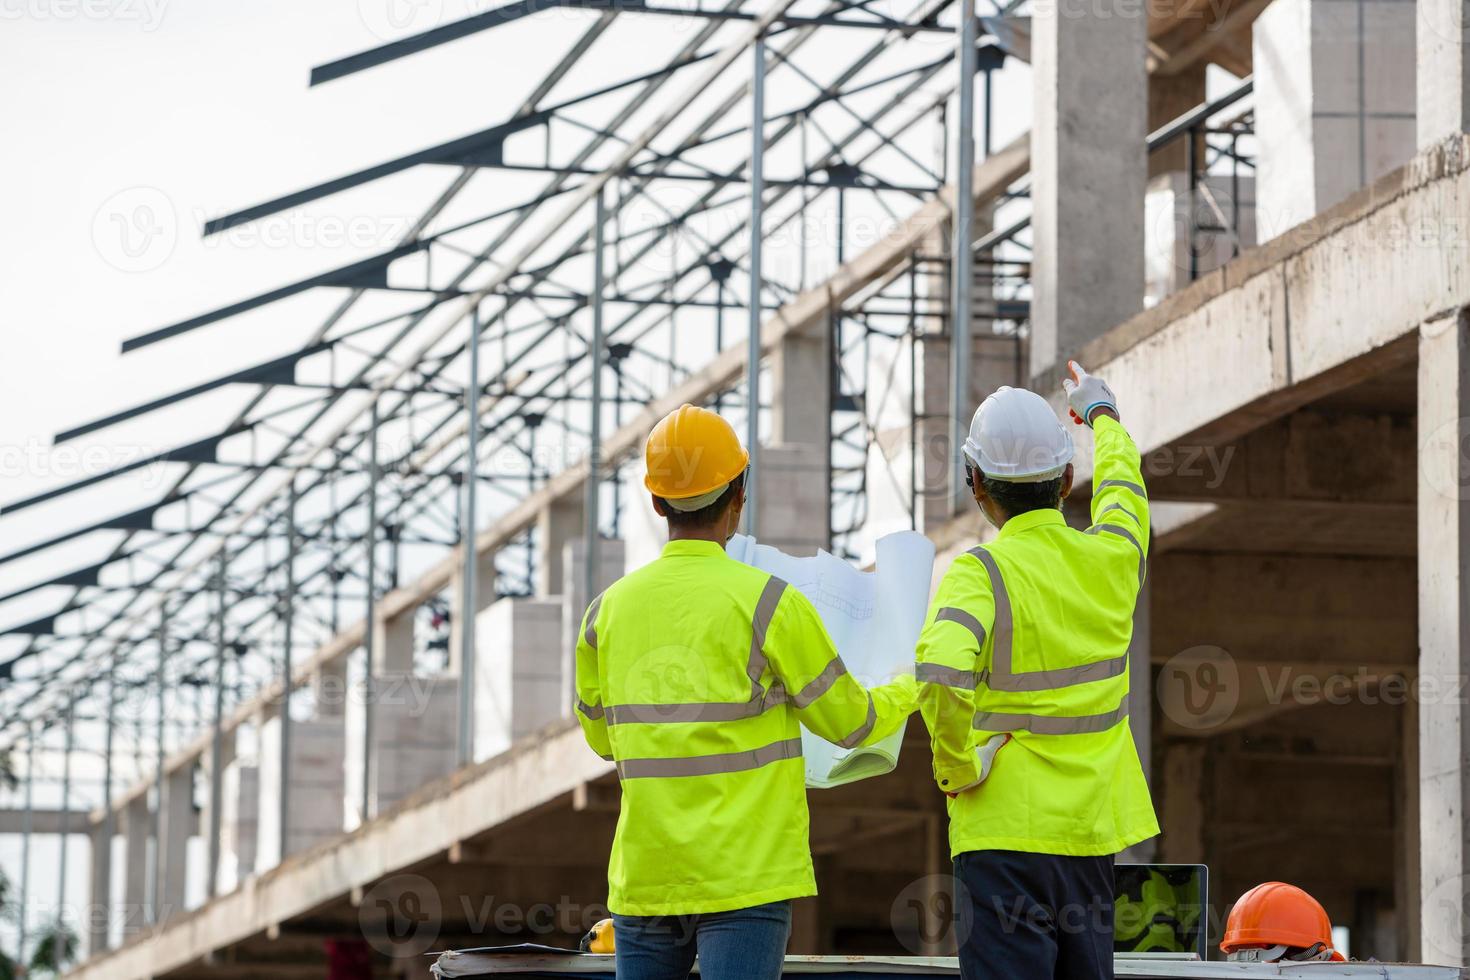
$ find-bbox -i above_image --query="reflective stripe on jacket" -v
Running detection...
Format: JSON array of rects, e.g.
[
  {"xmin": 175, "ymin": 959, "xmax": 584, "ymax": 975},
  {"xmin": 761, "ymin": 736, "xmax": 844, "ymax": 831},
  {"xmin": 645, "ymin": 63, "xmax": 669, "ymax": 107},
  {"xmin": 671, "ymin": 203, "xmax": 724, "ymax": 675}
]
[
  {"xmin": 915, "ymin": 415, "xmax": 1159, "ymax": 858},
  {"xmin": 575, "ymin": 538, "xmax": 916, "ymax": 916}
]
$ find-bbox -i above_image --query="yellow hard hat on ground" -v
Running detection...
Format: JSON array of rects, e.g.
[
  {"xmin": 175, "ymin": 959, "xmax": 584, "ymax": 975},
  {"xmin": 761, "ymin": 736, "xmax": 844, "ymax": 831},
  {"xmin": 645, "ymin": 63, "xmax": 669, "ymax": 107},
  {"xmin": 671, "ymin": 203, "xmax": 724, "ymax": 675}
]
[{"xmin": 644, "ymin": 404, "xmax": 749, "ymax": 509}]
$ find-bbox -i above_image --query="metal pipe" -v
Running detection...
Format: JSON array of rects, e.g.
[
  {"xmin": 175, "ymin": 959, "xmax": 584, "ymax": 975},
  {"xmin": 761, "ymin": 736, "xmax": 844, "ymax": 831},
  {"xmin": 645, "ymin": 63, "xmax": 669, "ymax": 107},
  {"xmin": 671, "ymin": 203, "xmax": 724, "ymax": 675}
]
[
  {"xmin": 206, "ymin": 549, "xmax": 227, "ymax": 899},
  {"xmin": 149, "ymin": 607, "xmax": 166, "ymax": 925},
  {"xmin": 279, "ymin": 479, "xmax": 296, "ymax": 859},
  {"xmin": 18, "ymin": 724, "xmax": 35, "ymax": 965},
  {"xmin": 98, "ymin": 649, "xmax": 118, "ymax": 949},
  {"xmin": 585, "ymin": 189, "xmax": 606, "ymax": 609},
  {"xmin": 362, "ymin": 397, "xmax": 379, "ymax": 822},
  {"xmin": 57, "ymin": 695, "xmax": 75, "ymax": 962},
  {"xmin": 746, "ymin": 34, "xmax": 766, "ymax": 535},
  {"xmin": 949, "ymin": 0, "xmax": 977, "ymax": 510},
  {"xmin": 458, "ymin": 307, "xmax": 481, "ymax": 768}
]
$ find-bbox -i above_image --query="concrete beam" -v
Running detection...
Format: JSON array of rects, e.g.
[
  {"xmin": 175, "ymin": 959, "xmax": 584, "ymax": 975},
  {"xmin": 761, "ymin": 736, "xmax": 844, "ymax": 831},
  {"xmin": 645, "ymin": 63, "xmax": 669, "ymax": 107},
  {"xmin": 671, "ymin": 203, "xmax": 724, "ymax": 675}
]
[
  {"xmin": 0, "ymin": 807, "xmax": 94, "ymax": 834},
  {"xmin": 1417, "ymin": 308, "xmax": 1470, "ymax": 968},
  {"xmin": 1147, "ymin": 409, "xmax": 1415, "ymax": 506}
]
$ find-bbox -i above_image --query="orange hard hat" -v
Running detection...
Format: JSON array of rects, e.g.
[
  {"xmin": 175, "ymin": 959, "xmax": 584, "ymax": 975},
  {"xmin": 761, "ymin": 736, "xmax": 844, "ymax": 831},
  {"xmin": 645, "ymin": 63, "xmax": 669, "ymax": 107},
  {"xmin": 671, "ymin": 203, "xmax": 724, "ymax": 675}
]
[
  {"xmin": 1221, "ymin": 882, "xmax": 1345, "ymax": 961},
  {"xmin": 643, "ymin": 404, "xmax": 749, "ymax": 503}
]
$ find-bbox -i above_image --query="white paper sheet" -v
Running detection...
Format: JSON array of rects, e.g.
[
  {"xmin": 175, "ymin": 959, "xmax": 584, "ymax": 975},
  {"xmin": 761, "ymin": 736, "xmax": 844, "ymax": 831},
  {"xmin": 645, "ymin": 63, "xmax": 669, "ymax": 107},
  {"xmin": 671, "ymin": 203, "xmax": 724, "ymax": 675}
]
[{"xmin": 726, "ymin": 531, "xmax": 935, "ymax": 788}]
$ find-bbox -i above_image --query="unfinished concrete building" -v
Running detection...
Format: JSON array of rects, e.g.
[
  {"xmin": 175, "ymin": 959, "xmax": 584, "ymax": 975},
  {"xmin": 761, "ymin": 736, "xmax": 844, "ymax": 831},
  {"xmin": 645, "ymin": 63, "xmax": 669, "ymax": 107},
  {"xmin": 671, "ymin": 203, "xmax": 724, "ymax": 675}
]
[{"xmin": 1, "ymin": 0, "xmax": 1468, "ymax": 975}]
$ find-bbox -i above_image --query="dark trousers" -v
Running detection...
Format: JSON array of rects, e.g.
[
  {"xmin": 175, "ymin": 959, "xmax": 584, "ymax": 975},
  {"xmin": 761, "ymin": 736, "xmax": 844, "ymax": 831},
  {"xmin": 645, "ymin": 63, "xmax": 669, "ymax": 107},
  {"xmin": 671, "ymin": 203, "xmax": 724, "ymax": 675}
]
[{"xmin": 953, "ymin": 850, "xmax": 1115, "ymax": 980}]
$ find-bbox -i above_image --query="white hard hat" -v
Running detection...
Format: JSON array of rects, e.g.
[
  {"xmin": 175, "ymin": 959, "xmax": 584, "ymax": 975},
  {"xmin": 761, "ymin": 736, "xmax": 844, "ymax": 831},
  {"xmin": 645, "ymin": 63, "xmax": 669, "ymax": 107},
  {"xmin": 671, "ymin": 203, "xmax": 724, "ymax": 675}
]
[{"xmin": 962, "ymin": 386, "xmax": 1074, "ymax": 482}]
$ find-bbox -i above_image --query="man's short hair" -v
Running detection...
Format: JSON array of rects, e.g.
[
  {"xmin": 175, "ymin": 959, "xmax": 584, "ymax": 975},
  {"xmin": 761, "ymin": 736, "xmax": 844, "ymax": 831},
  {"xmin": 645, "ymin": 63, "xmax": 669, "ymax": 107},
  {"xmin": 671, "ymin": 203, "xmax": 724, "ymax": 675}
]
[
  {"xmin": 977, "ymin": 471, "xmax": 1064, "ymax": 516},
  {"xmin": 657, "ymin": 473, "xmax": 745, "ymax": 528}
]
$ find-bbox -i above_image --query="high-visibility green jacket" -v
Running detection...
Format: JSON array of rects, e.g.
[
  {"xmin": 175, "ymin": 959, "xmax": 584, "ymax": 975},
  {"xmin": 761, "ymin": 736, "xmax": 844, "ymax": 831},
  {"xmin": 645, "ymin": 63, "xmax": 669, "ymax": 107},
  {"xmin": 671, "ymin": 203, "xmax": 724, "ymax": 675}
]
[
  {"xmin": 575, "ymin": 538, "xmax": 917, "ymax": 916},
  {"xmin": 915, "ymin": 415, "xmax": 1159, "ymax": 858}
]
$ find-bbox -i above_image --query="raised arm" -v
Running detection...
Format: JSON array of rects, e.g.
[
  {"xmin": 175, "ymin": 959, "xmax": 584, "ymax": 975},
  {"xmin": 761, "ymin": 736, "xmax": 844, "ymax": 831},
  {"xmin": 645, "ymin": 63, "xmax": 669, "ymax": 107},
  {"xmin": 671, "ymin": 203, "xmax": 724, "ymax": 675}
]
[{"xmin": 1064, "ymin": 359, "xmax": 1150, "ymax": 578}]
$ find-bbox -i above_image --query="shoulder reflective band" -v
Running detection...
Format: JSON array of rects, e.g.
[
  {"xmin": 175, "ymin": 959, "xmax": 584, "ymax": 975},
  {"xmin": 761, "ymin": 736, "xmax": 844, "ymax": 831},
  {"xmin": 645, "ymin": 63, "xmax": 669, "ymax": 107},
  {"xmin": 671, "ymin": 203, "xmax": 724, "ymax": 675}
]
[
  {"xmin": 577, "ymin": 698, "xmax": 605, "ymax": 720},
  {"xmin": 1087, "ymin": 523, "xmax": 1146, "ymax": 586},
  {"xmin": 966, "ymin": 547, "xmax": 1128, "ymax": 692},
  {"xmin": 973, "ymin": 698, "xmax": 1129, "ymax": 736},
  {"xmin": 1097, "ymin": 478, "xmax": 1147, "ymax": 499},
  {"xmin": 836, "ymin": 694, "xmax": 876, "ymax": 748},
  {"xmin": 745, "ymin": 576, "xmax": 788, "ymax": 700},
  {"xmin": 583, "ymin": 592, "xmax": 604, "ymax": 649},
  {"xmin": 603, "ymin": 576, "xmax": 794, "ymax": 726},
  {"xmin": 616, "ymin": 736, "xmax": 803, "ymax": 779},
  {"xmin": 916, "ymin": 662, "xmax": 978, "ymax": 690},
  {"xmin": 935, "ymin": 606, "xmax": 987, "ymax": 649}
]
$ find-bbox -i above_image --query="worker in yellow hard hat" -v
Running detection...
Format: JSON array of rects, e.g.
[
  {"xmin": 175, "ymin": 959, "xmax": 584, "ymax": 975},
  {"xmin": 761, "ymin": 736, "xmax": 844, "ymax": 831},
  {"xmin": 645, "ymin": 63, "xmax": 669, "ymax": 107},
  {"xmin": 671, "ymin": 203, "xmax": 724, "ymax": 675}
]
[
  {"xmin": 914, "ymin": 363, "xmax": 1159, "ymax": 980},
  {"xmin": 574, "ymin": 403, "xmax": 917, "ymax": 980}
]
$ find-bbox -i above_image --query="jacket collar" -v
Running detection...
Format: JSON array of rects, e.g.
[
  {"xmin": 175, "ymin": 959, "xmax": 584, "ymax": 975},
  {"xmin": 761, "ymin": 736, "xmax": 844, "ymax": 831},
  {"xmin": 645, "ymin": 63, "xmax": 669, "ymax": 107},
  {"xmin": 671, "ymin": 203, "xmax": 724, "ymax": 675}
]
[
  {"xmin": 661, "ymin": 539, "xmax": 729, "ymax": 559},
  {"xmin": 996, "ymin": 508, "xmax": 1066, "ymax": 540}
]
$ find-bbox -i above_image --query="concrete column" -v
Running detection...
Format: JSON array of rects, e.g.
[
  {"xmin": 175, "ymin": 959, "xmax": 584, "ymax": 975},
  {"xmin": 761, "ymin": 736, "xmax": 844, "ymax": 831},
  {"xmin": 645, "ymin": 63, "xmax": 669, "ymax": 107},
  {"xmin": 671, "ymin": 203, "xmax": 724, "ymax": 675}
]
[
  {"xmin": 345, "ymin": 672, "xmax": 459, "ymax": 828},
  {"xmin": 121, "ymin": 796, "xmax": 149, "ymax": 939},
  {"xmin": 771, "ymin": 325, "xmax": 830, "ymax": 445},
  {"xmin": 449, "ymin": 547, "xmax": 497, "ymax": 677},
  {"xmin": 155, "ymin": 765, "xmax": 192, "ymax": 921},
  {"xmin": 755, "ymin": 445, "xmax": 829, "ymax": 556},
  {"xmin": 219, "ymin": 761, "xmax": 259, "ymax": 893},
  {"xmin": 1029, "ymin": 0, "xmax": 1146, "ymax": 380},
  {"xmin": 1147, "ymin": 66, "xmax": 1206, "ymax": 177},
  {"xmin": 536, "ymin": 496, "xmax": 584, "ymax": 598},
  {"xmin": 476, "ymin": 597, "xmax": 565, "ymax": 761},
  {"xmin": 1253, "ymin": 0, "xmax": 1415, "ymax": 239},
  {"xmin": 1417, "ymin": 309, "xmax": 1470, "ymax": 968},
  {"xmin": 374, "ymin": 610, "xmax": 415, "ymax": 675},
  {"xmin": 256, "ymin": 715, "xmax": 346, "ymax": 868},
  {"xmin": 200, "ymin": 733, "xmax": 235, "ymax": 900},
  {"xmin": 1418, "ymin": 0, "xmax": 1470, "ymax": 148},
  {"xmin": 312, "ymin": 658, "xmax": 348, "ymax": 718},
  {"xmin": 88, "ymin": 821, "xmax": 112, "ymax": 955},
  {"xmin": 1159, "ymin": 742, "xmax": 1205, "ymax": 863}
]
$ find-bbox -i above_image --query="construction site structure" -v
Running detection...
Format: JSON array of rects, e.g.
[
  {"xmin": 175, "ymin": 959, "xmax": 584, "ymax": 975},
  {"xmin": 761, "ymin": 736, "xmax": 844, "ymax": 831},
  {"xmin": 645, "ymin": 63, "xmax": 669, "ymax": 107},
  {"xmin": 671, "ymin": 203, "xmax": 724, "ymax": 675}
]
[{"xmin": 0, "ymin": 0, "xmax": 1465, "ymax": 976}]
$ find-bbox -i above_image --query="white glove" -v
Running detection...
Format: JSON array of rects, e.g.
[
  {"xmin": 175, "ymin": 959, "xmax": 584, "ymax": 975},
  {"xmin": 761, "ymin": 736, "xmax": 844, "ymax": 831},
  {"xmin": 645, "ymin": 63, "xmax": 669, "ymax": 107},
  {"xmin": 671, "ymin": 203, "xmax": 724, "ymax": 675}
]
[{"xmin": 1062, "ymin": 360, "xmax": 1118, "ymax": 427}]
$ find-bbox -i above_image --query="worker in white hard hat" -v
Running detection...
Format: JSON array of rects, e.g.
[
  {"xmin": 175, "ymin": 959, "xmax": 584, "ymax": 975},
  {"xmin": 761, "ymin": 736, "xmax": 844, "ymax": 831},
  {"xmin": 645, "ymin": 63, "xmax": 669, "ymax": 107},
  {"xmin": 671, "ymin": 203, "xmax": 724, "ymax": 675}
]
[{"xmin": 913, "ymin": 362, "xmax": 1159, "ymax": 980}]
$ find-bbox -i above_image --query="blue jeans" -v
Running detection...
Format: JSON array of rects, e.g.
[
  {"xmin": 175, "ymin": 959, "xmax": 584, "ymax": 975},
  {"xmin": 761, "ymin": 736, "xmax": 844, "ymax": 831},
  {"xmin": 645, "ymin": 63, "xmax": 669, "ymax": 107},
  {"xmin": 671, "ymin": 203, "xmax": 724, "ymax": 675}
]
[{"xmin": 612, "ymin": 901, "xmax": 791, "ymax": 980}]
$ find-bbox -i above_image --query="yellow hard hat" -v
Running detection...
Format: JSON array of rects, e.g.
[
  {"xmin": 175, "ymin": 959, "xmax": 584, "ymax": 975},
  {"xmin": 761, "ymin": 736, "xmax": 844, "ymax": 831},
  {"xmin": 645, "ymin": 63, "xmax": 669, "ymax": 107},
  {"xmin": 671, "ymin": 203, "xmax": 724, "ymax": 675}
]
[{"xmin": 644, "ymin": 404, "xmax": 749, "ymax": 507}]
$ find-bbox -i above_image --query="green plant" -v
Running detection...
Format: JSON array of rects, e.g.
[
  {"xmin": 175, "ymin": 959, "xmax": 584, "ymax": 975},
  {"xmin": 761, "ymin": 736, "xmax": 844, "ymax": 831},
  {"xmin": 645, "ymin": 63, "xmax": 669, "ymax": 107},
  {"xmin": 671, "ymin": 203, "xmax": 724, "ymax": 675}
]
[{"xmin": 28, "ymin": 919, "xmax": 77, "ymax": 977}]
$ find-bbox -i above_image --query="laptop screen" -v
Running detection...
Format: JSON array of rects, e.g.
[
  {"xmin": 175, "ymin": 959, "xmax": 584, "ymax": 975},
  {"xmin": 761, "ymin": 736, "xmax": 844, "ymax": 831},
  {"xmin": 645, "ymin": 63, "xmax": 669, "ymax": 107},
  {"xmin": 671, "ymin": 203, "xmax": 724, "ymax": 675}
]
[{"xmin": 1114, "ymin": 864, "xmax": 1209, "ymax": 959}]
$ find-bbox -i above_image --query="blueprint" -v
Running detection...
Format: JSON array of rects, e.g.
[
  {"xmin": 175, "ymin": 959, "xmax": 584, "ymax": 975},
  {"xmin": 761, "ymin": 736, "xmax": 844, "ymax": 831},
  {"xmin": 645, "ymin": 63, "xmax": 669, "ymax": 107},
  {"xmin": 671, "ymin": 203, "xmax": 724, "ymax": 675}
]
[{"xmin": 726, "ymin": 531, "xmax": 935, "ymax": 788}]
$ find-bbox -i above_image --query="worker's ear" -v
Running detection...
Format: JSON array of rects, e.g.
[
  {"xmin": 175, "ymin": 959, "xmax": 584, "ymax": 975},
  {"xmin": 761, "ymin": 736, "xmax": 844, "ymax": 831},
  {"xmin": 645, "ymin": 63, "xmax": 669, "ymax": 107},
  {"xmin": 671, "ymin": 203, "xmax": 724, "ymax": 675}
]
[
  {"xmin": 1059, "ymin": 463, "xmax": 1074, "ymax": 502},
  {"xmin": 651, "ymin": 494, "xmax": 669, "ymax": 518}
]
